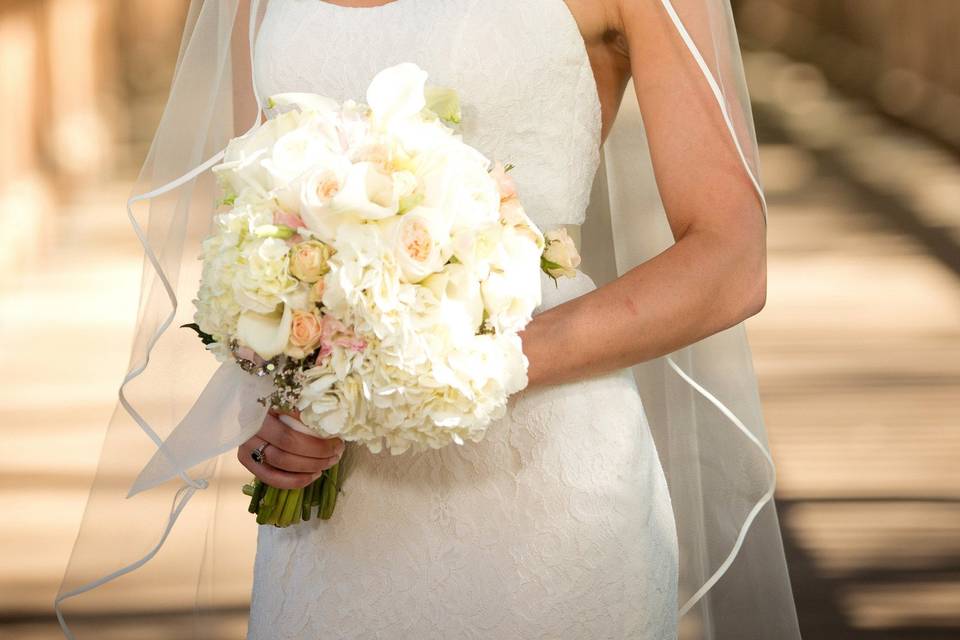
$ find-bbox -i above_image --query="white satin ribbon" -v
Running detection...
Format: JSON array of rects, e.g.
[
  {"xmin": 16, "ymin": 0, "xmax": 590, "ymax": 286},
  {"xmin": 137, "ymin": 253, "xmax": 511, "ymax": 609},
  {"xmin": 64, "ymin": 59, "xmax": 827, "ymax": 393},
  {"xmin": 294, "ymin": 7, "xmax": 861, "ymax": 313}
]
[{"xmin": 127, "ymin": 361, "xmax": 273, "ymax": 497}]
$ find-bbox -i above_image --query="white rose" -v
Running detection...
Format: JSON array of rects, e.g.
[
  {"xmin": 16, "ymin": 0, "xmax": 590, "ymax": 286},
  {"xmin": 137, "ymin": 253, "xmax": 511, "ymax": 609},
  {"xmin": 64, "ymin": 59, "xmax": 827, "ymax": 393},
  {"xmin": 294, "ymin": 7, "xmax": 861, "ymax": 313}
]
[
  {"xmin": 213, "ymin": 110, "xmax": 303, "ymax": 201},
  {"xmin": 212, "ymin": 149, "xmax": 271, "ymax": 204},
  {"xmin": 262, "ymin": 128, "xmax": 336, "ymax": 211},
  {"xmin": 366, "ymin": 62, "xmax": 429, "ymax": 126},
  {"xmin": 299, "ymin": 157, "xmax": 354, "ymax": 242},
  {"xmin": 222, "ymin": 110, "xmax": 302, "ymax": 164},
  {"xmin": 382, "ymin": 206, "xmax": 449, "ymax": 283}
]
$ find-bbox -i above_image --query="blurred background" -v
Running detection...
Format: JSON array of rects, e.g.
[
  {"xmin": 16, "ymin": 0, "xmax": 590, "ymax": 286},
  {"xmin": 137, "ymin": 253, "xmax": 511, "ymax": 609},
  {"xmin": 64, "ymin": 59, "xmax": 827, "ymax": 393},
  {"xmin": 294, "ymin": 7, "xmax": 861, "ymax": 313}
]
[{"xmin": 1, "ymin": 0, "xmax": 958, "ymax": 638}]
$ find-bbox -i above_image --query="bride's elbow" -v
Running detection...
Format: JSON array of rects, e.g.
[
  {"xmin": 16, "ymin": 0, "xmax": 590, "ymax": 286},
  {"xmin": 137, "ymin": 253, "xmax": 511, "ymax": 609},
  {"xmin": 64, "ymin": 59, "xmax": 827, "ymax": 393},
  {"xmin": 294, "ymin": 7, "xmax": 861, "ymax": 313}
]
[
  {"xmin": 709, "ymin": 219, "xmax": 766, "ymax": 324},
  {"xmin": 735, "ymin": 238, "xmax": 767, "ymax": 321},
  {"xmin": 742, "ymin": 261, "xmax": 767, "ymax": 318},
  {"xmin": 684, "ymin": 200, "xmax": 768, "ymax": 326}
]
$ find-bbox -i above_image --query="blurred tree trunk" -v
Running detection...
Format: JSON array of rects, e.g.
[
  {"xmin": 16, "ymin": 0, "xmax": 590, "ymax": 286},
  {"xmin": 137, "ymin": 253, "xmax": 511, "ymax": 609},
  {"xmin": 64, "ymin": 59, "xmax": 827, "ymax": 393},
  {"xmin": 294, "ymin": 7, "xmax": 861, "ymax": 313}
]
[
  {"xmin": 0, "ymin": 0, "xmax": 188, "ymax": 284},
  {"xmin": 734, "ymin": 0, "xmax": 960, "ymax": 151}
]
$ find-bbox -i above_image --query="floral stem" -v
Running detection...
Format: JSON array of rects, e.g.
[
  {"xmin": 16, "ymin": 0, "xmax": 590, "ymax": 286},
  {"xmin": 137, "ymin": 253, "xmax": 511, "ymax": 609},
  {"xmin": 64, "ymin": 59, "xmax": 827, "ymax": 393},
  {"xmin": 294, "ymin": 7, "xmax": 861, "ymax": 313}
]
[
  {"xmin": 320, "ymin": 462, "xmax": 340, "ymax": 520},
  {"xmin": 268, "ymin": 489, "xmax": 288, "ymax": 526},
  {"xmin": 279, "ymin": 488, "xmax": 300, "ymax": 527},
  {"xmin": 292, "ymin": 489, "xmax": 304, "ymax": 525},
  {"xmin": 248, "ymin": 479, "xmax": 266, "ymax": 514},
  {"xmin": 302, "ymin": 480, "xmax": 315, "ymax": 521},
  {"xmin": 262, "ymin": 485, "xmax": 279, "ymax": 507}
]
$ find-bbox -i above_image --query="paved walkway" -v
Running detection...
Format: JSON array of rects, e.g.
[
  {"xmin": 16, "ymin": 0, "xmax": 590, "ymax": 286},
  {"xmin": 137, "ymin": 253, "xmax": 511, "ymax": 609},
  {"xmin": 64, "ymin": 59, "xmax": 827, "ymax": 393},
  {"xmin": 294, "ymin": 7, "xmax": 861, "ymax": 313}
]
[
  {"xmin": 2, "ymin": 50, "xmax": 958, "ymax": 639},
  {"xmin": 746, "ymin": 49, "xmax": 960, "ymax": 639}
]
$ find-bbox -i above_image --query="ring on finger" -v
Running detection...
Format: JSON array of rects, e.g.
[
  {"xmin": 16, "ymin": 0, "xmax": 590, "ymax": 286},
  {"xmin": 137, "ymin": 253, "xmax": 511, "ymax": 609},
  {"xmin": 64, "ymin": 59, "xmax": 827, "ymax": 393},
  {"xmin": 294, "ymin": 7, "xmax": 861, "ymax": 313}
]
[{"xmin": 250, "ymin": 441, "xmax": 270, "ymax": 465}]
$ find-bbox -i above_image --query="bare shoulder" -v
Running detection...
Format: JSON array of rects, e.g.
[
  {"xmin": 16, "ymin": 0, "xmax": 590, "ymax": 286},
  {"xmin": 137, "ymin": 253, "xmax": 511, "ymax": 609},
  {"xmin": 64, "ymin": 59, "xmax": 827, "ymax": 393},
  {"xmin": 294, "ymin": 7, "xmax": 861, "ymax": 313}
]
[{"xmin": 560, "ymin": 0, "xmax": 699, "ymax": 142}]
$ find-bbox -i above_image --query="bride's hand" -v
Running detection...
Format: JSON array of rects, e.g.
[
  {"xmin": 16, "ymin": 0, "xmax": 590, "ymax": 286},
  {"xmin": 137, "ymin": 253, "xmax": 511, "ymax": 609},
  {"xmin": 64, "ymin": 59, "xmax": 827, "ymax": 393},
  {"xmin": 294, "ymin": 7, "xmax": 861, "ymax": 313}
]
[{"xmin": 238, "ymin": 410, "xmax": 345, "ymax": 489}]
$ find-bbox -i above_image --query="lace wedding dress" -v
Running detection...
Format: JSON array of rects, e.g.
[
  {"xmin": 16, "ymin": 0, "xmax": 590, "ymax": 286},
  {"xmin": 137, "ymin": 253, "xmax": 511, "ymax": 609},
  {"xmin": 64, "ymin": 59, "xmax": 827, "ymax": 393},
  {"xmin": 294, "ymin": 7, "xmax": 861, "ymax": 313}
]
[{"xmin": 248, "ymin": 1, "xmax": 679, "ymax": 637}]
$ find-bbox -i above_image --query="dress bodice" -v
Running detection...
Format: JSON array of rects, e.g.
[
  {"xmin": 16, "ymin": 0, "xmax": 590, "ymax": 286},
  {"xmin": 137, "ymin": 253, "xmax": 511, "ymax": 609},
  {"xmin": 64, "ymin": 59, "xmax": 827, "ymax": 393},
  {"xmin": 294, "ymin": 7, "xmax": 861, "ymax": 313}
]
[{"xmin": 254, "ymin": 0, "xmax": 602, "ymax": 228}]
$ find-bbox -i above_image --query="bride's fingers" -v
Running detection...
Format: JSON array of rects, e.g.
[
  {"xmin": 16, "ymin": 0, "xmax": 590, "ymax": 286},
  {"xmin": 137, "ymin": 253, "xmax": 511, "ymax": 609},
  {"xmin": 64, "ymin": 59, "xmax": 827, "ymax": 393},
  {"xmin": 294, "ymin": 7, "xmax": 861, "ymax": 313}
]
[
  {"xmin": 258, "ymin": 412, "xmax": 344, "ymax": 460},
  {"xmin": 249, "ymin": 435, "xmax": 338, "ymax": 473},
  {"xmin": 271, "ymin": 407, "xmax": 302, "ymax": 422},
  {"xmin": 238, "ymin": 437, "xmax": 323, "ymax": 490}
]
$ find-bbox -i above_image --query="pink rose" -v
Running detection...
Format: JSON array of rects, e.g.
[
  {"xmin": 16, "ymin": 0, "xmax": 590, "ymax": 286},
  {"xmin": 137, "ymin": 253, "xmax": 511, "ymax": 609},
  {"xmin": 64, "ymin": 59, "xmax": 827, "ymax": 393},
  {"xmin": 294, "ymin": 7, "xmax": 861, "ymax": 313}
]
[{"xmin": 286, "ymin": 311, "xmax": 324, "ymax": 359}]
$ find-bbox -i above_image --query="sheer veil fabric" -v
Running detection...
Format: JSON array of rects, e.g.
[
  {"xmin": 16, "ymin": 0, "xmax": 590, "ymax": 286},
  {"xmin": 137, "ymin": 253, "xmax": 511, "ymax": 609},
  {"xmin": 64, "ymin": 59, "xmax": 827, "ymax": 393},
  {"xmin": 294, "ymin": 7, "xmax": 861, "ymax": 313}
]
[{"xmin": 54, "ymin": 1, "xmax": 801, "ymax": 638}]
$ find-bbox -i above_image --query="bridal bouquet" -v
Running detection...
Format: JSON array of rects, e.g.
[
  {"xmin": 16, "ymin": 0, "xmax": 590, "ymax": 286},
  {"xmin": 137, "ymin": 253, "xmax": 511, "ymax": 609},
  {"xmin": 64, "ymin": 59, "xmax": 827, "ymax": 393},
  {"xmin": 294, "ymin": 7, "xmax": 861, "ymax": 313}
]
[{"xmin": 185, "ymin": 63, "xmax": 581, "ymax": 526}]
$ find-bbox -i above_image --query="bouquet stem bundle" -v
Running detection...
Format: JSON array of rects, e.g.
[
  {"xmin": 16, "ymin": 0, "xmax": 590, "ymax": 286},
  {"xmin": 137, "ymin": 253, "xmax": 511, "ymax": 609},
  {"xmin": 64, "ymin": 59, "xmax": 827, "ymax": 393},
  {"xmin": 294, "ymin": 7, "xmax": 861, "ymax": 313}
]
[{"xmin": 242, "ymin": 453, "xmax": 346, "ymax": 527}]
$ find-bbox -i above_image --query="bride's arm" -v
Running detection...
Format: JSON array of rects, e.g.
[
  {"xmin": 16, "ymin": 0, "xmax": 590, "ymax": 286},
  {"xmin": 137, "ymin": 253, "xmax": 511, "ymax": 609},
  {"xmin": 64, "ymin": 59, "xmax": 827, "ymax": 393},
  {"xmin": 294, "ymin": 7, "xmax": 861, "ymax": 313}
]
[{"xmin": 522, "ymin": 0, "xmax": 766, "ymax": 387}]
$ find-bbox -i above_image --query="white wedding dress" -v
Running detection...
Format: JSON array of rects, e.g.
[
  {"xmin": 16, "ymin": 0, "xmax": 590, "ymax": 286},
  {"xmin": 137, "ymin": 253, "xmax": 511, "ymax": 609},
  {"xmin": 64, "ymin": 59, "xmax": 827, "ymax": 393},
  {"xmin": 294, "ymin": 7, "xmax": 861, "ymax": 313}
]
[{"xmin": 248, "ymin": 1, "xmax": 679, "ymax": 638}]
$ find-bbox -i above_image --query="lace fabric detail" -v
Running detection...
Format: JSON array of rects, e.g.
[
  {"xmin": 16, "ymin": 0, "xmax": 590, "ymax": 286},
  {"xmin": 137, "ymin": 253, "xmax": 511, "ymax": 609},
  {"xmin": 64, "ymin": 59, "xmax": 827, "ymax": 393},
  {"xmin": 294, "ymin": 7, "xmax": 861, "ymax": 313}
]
[
  {"xmin": 248, "ymin": 3, "xmax": 677, "ymax": 637},
  {"xmin": 248, "ymin": 272, "xmax": 678, "ymax": 639}
]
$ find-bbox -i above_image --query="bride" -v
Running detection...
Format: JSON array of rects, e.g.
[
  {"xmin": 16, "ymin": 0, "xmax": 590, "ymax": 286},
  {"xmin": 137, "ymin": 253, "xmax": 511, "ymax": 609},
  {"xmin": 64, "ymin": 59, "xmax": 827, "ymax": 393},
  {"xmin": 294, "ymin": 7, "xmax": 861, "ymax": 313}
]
[{"xmin": 55, "ymin": 1, "xmax": 801, "ymax": 639}]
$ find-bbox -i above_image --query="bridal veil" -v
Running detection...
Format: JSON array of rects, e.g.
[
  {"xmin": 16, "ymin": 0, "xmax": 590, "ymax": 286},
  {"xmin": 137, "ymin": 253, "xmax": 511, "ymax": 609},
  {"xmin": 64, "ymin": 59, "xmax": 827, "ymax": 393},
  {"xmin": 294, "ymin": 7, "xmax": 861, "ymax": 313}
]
[{"xmin": 54, "ymin": 1, "xmax": 802, "ymax": 638}]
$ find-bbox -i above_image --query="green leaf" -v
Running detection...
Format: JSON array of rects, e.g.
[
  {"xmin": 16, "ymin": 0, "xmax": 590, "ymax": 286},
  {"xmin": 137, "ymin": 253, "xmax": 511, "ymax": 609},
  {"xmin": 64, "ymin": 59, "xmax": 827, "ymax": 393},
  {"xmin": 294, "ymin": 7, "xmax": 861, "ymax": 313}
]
[
  {"xmin": 540, "ymin": 257, "xmax": 564, "ymax": 287},
  {"xmin": 540, "ymin": 256, "xmax": 564, "ymax": 271},
  {"xmin": 181, "ymin": 322, "xmax": 217, "ymax": 346}
]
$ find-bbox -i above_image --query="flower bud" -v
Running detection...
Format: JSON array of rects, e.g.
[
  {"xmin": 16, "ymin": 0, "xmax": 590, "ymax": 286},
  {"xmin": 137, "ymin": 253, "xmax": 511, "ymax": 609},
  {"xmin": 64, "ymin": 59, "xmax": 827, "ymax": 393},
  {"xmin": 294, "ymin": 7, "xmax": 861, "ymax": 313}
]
[
  {"xmin": 290, "ymin": 240, "xmax": 334, "ymax": 283},
  {"xmin": 541, "ymin": 228, "xmax": 581, "ymax": 279}
]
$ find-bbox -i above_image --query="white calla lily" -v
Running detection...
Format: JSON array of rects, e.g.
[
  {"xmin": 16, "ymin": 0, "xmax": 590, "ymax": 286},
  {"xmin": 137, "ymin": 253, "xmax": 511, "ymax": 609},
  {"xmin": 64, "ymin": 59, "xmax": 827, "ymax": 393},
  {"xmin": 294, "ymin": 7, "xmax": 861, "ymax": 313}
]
[
  {"xmin": 366, "ymin": 62, "xmax": 429, "ymax": 125},
  {"xmin": 330, "ymin": 161, "xmax": 403, "ymax": 220},
  {"xmin": 236, "ymin": 303, "xmax": 293, "ymax": 360}
]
